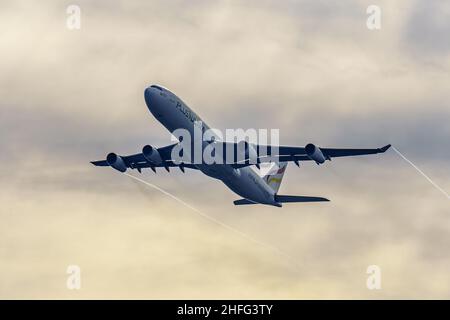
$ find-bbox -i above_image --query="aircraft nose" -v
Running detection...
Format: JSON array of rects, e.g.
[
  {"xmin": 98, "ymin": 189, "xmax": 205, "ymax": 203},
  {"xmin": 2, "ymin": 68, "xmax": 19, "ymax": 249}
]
[
  {"xmin": 144, "ymin": 85, "xmax": 164, "ymax": 101},
  {"xmin": 144, "ymin": 86, "xmax": 155, "ymax": 108},
  {"xmin": 144, "ymin": 85, "xmax": 165, "ymax": 117},
  {"xmin": 144, "ymin": 86, "xmax": 153, "ymax": 98}
]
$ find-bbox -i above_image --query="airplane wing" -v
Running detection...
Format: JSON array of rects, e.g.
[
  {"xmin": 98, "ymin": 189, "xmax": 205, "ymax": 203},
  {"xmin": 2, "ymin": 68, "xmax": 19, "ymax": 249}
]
[
  {"xmin": 91, "ymin": 144, "xmax": 198, "ymax": 172},
  {"xmin": 231, "ymin": 142, "xmax": 391, "ymax": 167},
  {"xmin": 91, "ymin": 142, "xmax": 391, "ymax": 172},
  {"xmin": 276, "ymin": 143, "xmax": 391, "ymax": 160}
]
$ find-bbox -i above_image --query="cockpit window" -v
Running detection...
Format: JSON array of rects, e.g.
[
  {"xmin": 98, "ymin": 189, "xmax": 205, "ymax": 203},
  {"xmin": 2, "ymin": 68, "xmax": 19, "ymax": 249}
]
[{"xmin": 151, "ymin": 85, "xmax": 164, "ymax": 91}]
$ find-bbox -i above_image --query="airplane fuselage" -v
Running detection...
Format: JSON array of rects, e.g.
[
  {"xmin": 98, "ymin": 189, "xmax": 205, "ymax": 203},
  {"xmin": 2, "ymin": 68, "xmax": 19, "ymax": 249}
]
[{"xmin": 144, "ymin": 85, "xmax": 280, "ymax": 206}]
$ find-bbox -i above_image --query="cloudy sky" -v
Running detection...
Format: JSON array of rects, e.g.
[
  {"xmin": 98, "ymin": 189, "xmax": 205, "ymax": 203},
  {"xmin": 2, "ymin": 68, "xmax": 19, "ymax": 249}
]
[{"xmin": 0, "ymin": 0, "xmax": 449, "ymax": 299}]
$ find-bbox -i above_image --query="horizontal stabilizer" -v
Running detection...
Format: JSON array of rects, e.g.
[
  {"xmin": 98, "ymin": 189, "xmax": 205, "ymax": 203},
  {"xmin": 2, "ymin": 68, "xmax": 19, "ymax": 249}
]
[
  {"xmin": 275, "ymin": 195, "xmax": 329, "ymax": 203},
  {"xmin": 233, "ymin": 199, "xmax": 257, "ymax": 205},
  {"xmin": 233, "ymin": 195, "xmax": 329, "ymax": 206}
]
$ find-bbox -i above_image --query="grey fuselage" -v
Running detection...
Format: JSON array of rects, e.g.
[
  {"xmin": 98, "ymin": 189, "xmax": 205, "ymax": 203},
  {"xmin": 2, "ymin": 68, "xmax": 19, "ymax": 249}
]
[{"xmin": 144, "ymin": 85, "xmax": 280, "ymax": 206}]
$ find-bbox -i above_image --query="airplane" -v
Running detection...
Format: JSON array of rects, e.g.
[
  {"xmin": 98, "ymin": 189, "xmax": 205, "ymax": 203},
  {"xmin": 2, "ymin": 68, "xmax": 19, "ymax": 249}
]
[{"xmin": 91, "ymin": 85, "xmax": 391, "ymax": 207}]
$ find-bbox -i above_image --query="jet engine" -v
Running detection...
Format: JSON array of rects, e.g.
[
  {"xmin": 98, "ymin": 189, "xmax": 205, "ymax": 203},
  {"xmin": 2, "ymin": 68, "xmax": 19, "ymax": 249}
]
[
  {"xmin": 106, "ymin": 153, "xmax": 127, "ymax": 172},
  {"xmin": 142, "ymin": 145, "xmax": 162, "ymax": 165},
  {"xmin": 305, "ymin": 143, "xmax": 326, "ymax": 164}
]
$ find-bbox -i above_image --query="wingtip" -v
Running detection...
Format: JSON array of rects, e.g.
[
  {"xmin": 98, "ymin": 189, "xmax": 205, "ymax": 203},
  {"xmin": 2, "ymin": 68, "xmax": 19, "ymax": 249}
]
[
  {"xmin": 379, "ymin": 144, "xmax": 391, "ymax": 153},
  {"xmin": 90, "ymin": 160, "xmax": 109, "ymax": 167}
]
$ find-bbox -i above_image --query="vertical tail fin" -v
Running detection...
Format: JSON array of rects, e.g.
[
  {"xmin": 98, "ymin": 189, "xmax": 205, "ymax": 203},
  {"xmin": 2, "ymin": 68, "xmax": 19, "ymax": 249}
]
[{"xmin": 259, "ymin": 162, "xmax": 288, "ymax": 193}]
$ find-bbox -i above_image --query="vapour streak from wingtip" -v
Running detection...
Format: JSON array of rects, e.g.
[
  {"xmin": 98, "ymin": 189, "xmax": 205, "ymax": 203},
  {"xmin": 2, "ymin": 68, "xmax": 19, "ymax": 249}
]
[
  {"xmin": 122, "ymin": 172, "xmax": 300, "ymax": 270},
  {"xmin": 391, "ymin": 146, "xmax": 450, "ymax": 200}
]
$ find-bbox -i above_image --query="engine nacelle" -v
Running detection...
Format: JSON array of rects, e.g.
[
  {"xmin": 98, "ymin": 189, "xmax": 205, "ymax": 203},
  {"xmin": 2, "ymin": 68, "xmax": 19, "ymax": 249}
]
[
  {"xmin": 142, "ymin": 145, "xmax": 162, "ymax": 165},
  {"xmin": 106, "ymin": 153, "xmax": 127, "ymax": 172},
  {"xmin": 237, "ymin": 140, "xmax": 258, "ymax": 164},
  {"xmin": 305, "ymin": 143, "xmax": 326, "ymax": 164}
]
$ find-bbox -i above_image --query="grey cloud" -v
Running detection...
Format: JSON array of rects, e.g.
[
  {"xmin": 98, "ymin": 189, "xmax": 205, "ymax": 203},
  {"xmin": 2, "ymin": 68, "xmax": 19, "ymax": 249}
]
[{"xmin": 403, "ymin": 1, "xmax": 450, "ymax": 55}]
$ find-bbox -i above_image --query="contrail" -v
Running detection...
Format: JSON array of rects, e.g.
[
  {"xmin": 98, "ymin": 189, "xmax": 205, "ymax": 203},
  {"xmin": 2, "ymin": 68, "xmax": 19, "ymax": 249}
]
[
  {"xmin": 123, "ymin": 172, "xmax": 299, "ymax": 268},
  {"xmin": 392, "ymin": 146, "xmax": 449, "ymax": 200}
]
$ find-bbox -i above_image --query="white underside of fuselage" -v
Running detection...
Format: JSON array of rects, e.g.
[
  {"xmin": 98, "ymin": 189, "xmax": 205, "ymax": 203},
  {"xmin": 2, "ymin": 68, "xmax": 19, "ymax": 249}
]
[{"xmin": 144, "ymin": 86, "xmax": 278, "ymax": 206}]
